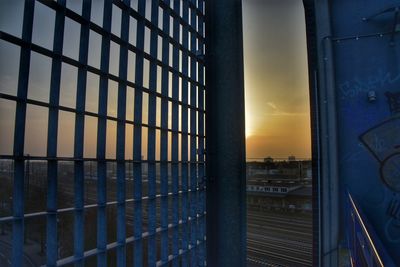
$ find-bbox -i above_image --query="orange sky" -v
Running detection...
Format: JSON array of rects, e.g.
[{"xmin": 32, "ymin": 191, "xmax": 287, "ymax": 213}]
[
  {"xmin": 0, "ymin": 1, "xmax": 311, "ymax": 160},
  {"xmin": 242, "ymin": 0, "xmax": 311, "ymax": 159}
]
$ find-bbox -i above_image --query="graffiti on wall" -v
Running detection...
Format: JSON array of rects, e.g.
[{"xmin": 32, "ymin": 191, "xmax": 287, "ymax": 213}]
[
  {"xmin": 359, "ymin": 91, "xmax": 400, "ymax": 242},
  {"xmin": 339, "ymin": 70, "xmax": 400, "ymax": 99}
]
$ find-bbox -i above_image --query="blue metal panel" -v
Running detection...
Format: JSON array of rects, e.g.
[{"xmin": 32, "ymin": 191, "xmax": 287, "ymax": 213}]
[{"xmin": 324, "ymin": 0, "xmax": 400, "ymax": 264}]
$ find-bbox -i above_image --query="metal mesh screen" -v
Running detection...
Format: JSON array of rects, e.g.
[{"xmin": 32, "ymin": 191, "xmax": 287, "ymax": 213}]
[{"xmin": 0, "ymin": 0, "xmax": 206, "ymax": 266}]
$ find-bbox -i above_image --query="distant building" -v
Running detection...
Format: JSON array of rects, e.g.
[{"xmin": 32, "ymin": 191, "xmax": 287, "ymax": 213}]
[
  {"xmin": 263, "ymin": 156, "xmax": 274, "ymax": 163},
  {"xmin": 246, "ymin": 159, "xmax": 312, "ymax": 212}
]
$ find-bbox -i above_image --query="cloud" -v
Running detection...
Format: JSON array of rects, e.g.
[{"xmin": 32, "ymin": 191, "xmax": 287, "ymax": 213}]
[
  {"xmin": 264, "ymin": 102, "xmax": 308, "ymax": 117},
  {"xmin": 266, "ymin": 111, "xmax": 308, "ymax": 116},
  {"xmin": 267, "ymin": 102, "xmax": 277, "ymax": 110}
]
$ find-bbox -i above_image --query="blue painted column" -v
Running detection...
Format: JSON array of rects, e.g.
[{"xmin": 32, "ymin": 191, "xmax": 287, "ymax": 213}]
[{"xmin": 205, "ymin": 1, "xmax": 247, "ymax": 266}]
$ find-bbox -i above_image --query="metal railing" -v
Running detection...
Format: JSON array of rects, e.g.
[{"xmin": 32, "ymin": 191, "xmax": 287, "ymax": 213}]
[
  {"xmin": 0, "ymin": 0, "xmax": 206, "ymax": 266},
  {"xmin": 346, "ymin": 191, "xmax": 396, "ymax": 267}
]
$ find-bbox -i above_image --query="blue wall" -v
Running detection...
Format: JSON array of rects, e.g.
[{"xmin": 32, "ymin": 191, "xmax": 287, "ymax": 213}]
[{"xmin": 330, "ymin": 0, "xmax": 400, "ymax": 263}]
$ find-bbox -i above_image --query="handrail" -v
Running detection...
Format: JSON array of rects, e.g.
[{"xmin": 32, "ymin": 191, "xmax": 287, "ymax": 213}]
[{"xmin": 346, "ymin": 191, "xmax": 396, "ymax": 267}]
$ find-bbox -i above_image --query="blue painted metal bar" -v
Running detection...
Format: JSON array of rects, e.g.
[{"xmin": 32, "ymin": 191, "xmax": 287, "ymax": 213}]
[
  {"xmin": 47, "ymin": 212, "xmax": 206, "ymax": 266},
  {"xmin": 46, "ymin": 0, "xmax": 66, "ymax": 265},
  {"xmin": 171, "ymin": 0, "xmax": 181, "ymax": 266},
  {"xmin": 0, "ymin": 30, "xmax": 206, "ymax": 115},
  {"xmin": 116, "ymin": 1, "xmax": 130, "ymax": 266},
  {"xmin": 181, "ymin": 1, "xmax": 190, "ymax": 265},
  {"xmin": 97, "ymin": 0, "xmax": 113, "ymax": 265},
  {"xmin": 197, "ymin": 1, "xmax": 206, "ymax": 265},
  {"xmin": 160, "ymin": 0, "xmax": 171, "ymax": 265},
  {"xmin": 73, "ymin": 1, "xmax": 91, "ymax": 266},
  {"xmin": 11, "ymin": 1, "xmax": 34, "ymax": 266},
  {"xmin": 0, "ymin": 189, "xmax": 204, "ymax": 224},
  {"xmin": 2, "ymin": 1, "xmax": 206, "ymax": 90},
  {"xmin": 0, "ymin": 152, "xmax": 205, "ymax": 164},
  {"xmin": 133, "ymin": 0, "xmax": 146, "ymax": 266},
  {"xmin": 147, "ymin": 0, "xmax": 159, "ymax": 266},
  {"xmin": 189, "ymin": 1, "xmax": 198, "ymax": 265},
  {"xmin": 157, "ymin": 1, "xmax": 204, "ymax": 36}
]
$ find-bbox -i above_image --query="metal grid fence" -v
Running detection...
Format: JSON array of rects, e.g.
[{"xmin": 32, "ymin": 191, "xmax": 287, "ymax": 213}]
[{"xmin": 0, "ymin": 0, "xmax": 206, "ymax": 266}]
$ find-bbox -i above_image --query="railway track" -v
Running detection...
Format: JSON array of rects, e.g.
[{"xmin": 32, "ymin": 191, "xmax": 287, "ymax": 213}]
[{"xmin": 247, "ymin": 211, "xmax": 313, "ymax": 266}]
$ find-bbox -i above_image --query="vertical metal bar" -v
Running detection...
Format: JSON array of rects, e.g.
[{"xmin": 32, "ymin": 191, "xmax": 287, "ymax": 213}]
[
  {"xmin": 171, "ymin": 1, "xmax": 181, "ymax": 266},
  {"xmin": 189, "ymin": 1, "xmax": 198, "ymax": 265},
  {"xmin": 97, "ymin": 0, "xmax": 112, "ymax": 265},
  {"xmin": 160, "ymin": 0, "xmax": 170, "ymax": 264},
  {"xmin": 197, "ymin": 1, "xmax": 206, "ymax": 265},
  {"xmin": 116, "ymin": 1, "xmax": 130, "ymax": 267},
  {"xmin": 147, "ymin": 1, "xmax": 159, "ymax": 266},
  {"xmin": 320, "ymin": 35, "xmax": 339, "ymax": 267},
  {"xmin": 313, "ymin": 69, "xmax": 322, "ymax": 267},
  {"xmin": 133, "ymin": 1, "xmax": 146, "ymax": 266},
  {"xmin": 311, "ymin": 1, "xmax": 338, "ymax": 265},
  {"xmin": 205, "ymin": 0, "xmax": 247, "ymax": 266},
  {"xmin": 46, "ymin": 0, "xmax": 66, "ymax": 265},
  {"xmin": 12, "ymin": 1, "xmax": 34, "ymax": 266},
  {"xmin": 73, "ymin": 1, "xmax": 91, "ymax": 266},
  {"xmin": 302, "ymin": 2, "xmax": 320, "ymax": 264},
  {"xmin": 180, "ymin": 1, "xmax": 190, "ymax": 265}
]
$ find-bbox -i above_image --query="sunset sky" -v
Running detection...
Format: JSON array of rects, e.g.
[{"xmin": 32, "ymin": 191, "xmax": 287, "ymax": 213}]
[
  {"xmin": 242, "ymin": 0, "xmax": 311, "ymax": 159},
  {"xmin": 0, "ymin": 0, "xmax": 311, "ymax": 160}
]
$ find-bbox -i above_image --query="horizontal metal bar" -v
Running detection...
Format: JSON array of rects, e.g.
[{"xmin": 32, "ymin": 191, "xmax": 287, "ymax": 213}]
[
  {"xmin": 37, "ymin": 213, "xmax": 207, "ymax": 267},
  {"xmin": 158, "ymin": 0, "xmax": 205, "ymax": 37},
  {"xmin": 329, "ymin": 30, "xmax": 395, "ymax": 42},
  {"xmin": 0, "ymin": 189, "xmax": 207, "ymax": 223},
  {"xmin": 0, "ymin": 93, "xmax": 206, "ymax": 138},
  {"xmin": 0, "ymin": 31, "xmax": 206, "ymax": 109},
  {"xmin": 35, "ymin": 0, "xmax": 206, "ymax": 66},
  {"xmin": 0, "ymin": 34, "xmax": 205, "ymax": 103},
  {"xmin": 115, "ymin": 0, "xmax": 205, "ymax": 43},
  {"xmin": 115, "ymin": 0, "xmax": 205, "ymax": 40},
  {"xmin": 158, "ymin": 0, "xmax": 206, "ymax": 23},
  {"xmin": 156, "ymin": 239, "xmax": 207, "ymax": 267},
  {"xmin": 0, "ymin": 154, "xmax": 206, "ymax": 164}
]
